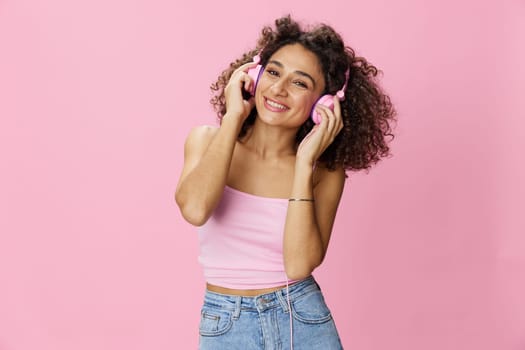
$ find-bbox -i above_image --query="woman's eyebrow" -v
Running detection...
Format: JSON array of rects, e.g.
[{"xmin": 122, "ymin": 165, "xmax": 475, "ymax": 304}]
[{"xmin": 267, "ymin": 60, "xmax": 317, "ymax": 88}]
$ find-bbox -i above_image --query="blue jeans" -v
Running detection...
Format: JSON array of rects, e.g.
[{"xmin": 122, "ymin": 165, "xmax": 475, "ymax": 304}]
[{"xmin": 198, "ymin": 276, "xmax": 343, "ymax": 349}]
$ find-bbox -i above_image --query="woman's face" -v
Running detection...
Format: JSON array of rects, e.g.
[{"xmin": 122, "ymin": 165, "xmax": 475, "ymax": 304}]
[{"xmin": 255, "ymin": 43, "xmax": 326, "ymax": 127}]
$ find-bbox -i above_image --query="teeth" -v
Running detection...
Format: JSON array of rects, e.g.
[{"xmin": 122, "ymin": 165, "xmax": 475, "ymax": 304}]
[{"xmin": 266, "ymin": 99, "xmax": 287, "ymax": 110}]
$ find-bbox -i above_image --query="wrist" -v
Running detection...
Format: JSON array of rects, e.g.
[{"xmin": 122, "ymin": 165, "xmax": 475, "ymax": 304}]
[
  {"xmin": 295, "ymin": 159, "xmax": 315, "ymax": 174},
  {"xmin": 292, "ymin": 162, "xmax": 314, "ymax": 193},
  {"xmin": 221, "ymin": 112, "xmax": 245, "ymax": 130}
]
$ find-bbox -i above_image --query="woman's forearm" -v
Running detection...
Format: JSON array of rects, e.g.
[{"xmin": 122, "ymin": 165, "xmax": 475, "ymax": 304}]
[
  {"xmin": 282, "ymin": 162, "xmax": 325, "ymax": 279},
  {"xmin": 175, "ymin": 114, "xmax": 242, "ymax": 226}
]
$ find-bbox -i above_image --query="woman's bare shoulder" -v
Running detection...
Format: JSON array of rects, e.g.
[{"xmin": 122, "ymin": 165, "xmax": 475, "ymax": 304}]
[
  {"xmin": 184, "ymin": 125, "xmax": 220, "ymax": 150},
  {"xmin": 187, "ymin": 124, "xmax": 219, "ymax": 140}
]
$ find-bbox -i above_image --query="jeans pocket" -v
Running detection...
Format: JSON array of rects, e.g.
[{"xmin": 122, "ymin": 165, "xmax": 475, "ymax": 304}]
[
  {"xmin": 199, "ymin": 306, "xmax": 233, "ymax": 337},
  {"xmin": 291, "ymin": 289, "xmax": 333, "ymax": 324}
]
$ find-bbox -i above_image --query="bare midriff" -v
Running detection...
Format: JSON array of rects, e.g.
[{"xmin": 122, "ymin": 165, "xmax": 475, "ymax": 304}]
[{"xmin": 206, "ymin": 282, "xmax": 295, "ymax": 297}]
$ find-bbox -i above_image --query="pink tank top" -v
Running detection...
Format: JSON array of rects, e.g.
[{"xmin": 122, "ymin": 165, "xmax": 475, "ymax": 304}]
[{"xmin": 197, "ymin": 185, "xmax": 296, "ymax": 289}]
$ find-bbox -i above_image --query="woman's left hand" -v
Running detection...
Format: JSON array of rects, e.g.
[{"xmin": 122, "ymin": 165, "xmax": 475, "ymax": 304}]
[{"xmin": 296, "ymin": 96, "xmax": 344, "ymax": 167}]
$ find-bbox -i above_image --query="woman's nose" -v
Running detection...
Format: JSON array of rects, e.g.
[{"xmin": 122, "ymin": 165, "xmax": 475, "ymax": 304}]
[{"xmin": 269, "ymin": 78, "xmax": 288, "ymax": 96}]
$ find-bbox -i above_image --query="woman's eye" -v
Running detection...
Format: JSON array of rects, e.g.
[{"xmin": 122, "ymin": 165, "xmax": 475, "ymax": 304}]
[
  {"xmin": 267, "ymin": 69, "xmax": 279, "ymax": 76},
  {"xmin": 294, "ymin": 81, "xmax": 308, "ymax": 88}
]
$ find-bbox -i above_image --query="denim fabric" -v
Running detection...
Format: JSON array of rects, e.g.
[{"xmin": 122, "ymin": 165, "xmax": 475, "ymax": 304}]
[{"xmin": 198, "ymin": 276, "xmax": 343, "ymax": 350}]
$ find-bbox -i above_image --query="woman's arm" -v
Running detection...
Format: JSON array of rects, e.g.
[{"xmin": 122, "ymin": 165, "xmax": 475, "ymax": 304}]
[
  {"xmin": 175, "ymin": 62, "xmax": 258, "ymax": 226},
  {"xmin": 174, "ymin": 119, "xmax": 239, "ymax": 226},
  {"xmin": 283, "ymin": 165, "xmax": 345, "ymax": 280},
  {"xmin": 283, "ymin": 97, "xmax": 346, "ymax": 280}
]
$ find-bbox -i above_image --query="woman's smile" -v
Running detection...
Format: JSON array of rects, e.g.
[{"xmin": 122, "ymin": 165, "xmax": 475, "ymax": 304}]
[{"xmin": 264, "ymin": 97, "xmax": 290, "ymax": 112}]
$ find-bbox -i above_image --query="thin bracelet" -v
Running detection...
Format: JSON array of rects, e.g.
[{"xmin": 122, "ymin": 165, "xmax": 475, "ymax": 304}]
[{"xmin": 288, "ymin": 198, "xmax": 315, "ymax": 202}]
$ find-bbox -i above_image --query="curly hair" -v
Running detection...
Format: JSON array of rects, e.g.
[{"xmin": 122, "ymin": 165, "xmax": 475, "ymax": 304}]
[{"xmin": 210, "ymin": 15, "xmax": 397, "ymax": 173}]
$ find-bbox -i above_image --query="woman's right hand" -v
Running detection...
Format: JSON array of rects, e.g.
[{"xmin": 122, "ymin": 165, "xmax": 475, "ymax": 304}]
[{"xmin": 223, "ymin": 61, "xmax": 259, "ymax": 122}]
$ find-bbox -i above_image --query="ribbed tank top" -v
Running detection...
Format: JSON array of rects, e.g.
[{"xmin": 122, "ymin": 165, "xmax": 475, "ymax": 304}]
[{"xmin": 197, "ymin": 185, "xmax": 296, "ymax": 289}]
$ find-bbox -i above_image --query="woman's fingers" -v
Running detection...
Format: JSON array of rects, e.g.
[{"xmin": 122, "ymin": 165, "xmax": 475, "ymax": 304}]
[
  {"xmin": 229, "ymin": 60, "xmax": 261, "ymax": 97},
  {"xmin": 243, "ymin": 72, "xmax": 254, "ymax": 93},
  {"xmin": 224, "ymin": 61, "xmax": 261, "ymax": 119}
]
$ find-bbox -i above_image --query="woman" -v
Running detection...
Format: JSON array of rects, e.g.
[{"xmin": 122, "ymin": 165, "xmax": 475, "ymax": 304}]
[{"xmin": 175, "ymin": 15, "xmax": 396, "ymax": 350}]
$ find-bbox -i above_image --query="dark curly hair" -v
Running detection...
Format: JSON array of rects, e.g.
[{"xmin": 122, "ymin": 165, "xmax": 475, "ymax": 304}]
[{"xmin": 210, "ymin": 15, "xmax": 397, "ymax": 173}]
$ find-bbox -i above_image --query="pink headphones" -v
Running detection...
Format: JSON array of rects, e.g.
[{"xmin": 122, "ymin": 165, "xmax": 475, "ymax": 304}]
[{"xmin": 246, "ymin": 54, "xmax": 350, "ymax": 124}]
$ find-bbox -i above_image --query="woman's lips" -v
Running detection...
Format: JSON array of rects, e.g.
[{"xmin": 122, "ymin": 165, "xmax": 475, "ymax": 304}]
[{"xmin": 264, "ymin": 97, "xmax": 289, "ymax": 112}]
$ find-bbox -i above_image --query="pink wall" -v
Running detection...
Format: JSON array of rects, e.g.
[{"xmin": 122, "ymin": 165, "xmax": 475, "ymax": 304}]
[{"xmin": 1, "ymin": 0, "xmax": 524, "ymax": 349}]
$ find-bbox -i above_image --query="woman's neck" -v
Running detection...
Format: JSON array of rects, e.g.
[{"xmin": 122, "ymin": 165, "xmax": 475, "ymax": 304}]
[{"xmin": 239, "ymin": 119, "xmax": 298, "ymax": 159}]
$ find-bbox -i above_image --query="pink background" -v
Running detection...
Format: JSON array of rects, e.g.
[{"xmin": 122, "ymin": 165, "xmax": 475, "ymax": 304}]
[{"xmin": 1, "ymin": 0, "xmax": 524, "ymax": 349}]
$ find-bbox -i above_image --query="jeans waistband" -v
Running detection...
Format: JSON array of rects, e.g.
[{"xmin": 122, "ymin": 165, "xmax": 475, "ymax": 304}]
[{"xmin": 203, "ymin": 276, "xmax": 319, "ymax": 314}]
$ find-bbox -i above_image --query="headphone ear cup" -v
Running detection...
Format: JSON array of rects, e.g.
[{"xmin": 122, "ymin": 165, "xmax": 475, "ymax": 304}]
[
  {"xmin": 246, "ymin": 64, "xmax": 264, "ymax": 95},
  {"xmin": 311, "ymin": 94, "xmax": 335, "ymax": 124}
]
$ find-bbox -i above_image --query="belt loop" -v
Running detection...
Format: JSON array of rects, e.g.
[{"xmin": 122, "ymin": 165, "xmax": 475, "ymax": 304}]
[
  {"xmin": 233, "ymin": 296, "xmax": 241, "ymax": 320},
  {"xmin": 276, "ymin": 289, "xmax": 290, "ymax": 313}
]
